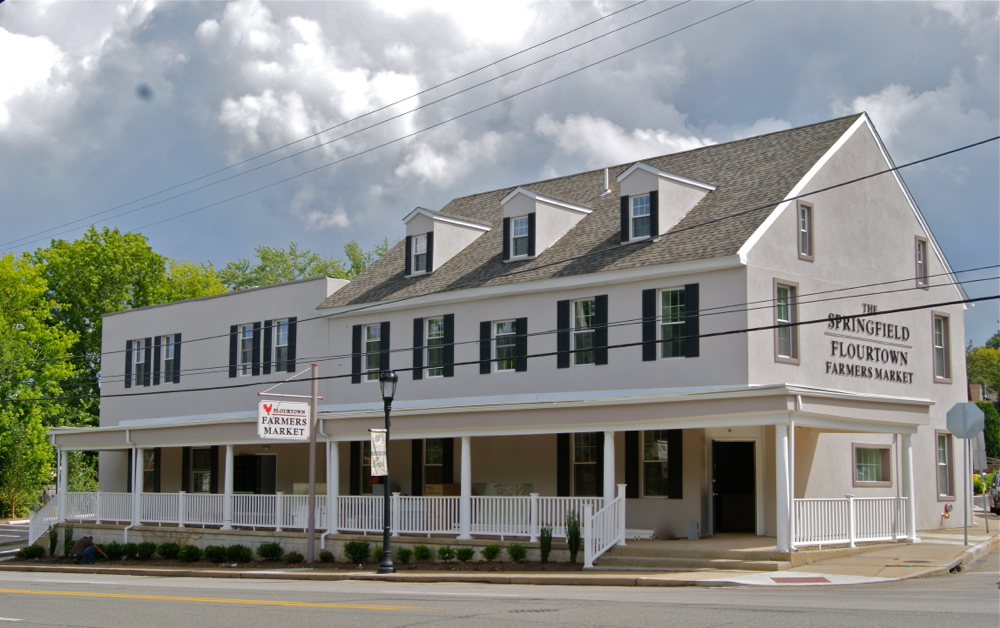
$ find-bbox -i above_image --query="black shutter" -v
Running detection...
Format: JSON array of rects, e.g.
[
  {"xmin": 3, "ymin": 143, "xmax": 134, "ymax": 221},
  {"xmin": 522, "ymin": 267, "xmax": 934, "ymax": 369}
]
[
  {"xmin": 649, "ymin": 190, "xmax": 659, "ymax": 237},
  {"xmin": 351, "ymin": 325, "xmax": 362, "ymax": 384},
  {"xmin": 411, "ymin": 440, "xmax": 423, "ymax": 496},
  {"xmin": 173, "ymin": 333, "xmax": 182, "ymax": 384},
  {"xmin": 442, "ymin": 313, "xmax": 455, "ymax": 377},
  {"xmin": 642, "ymin": 289, "xmax": 656, "ymax": 362},
  {"xmin": 210, "ymin": 446, "xmax": 219, "ymax": 494},
  {"xmin": 502, "ymin": 217, "xmax": 511, "ymax": 261},
  {"xmin": 404, "ymin": 235, "xmax": 412, "ymax": 276},
  {"xmin": 683, "ymin": 284, "xmax": 700, "ymax": 358},
  {"xmin": 142, "ymin": 338, "xmax": 152, "ymax": 386},
  {"xmin": 556, "ymin": 300, "xmax": 570, "ymax": 369},
  {"xmin": 181, "ymin": 447, "xmax": 190, "ymax": 493},
  {"xmin": 229, "ymin": 325, "xmax": 238, "ymax": 378},
  {"xmin": 667, "ymin": 429, "xmax": 683, "ymax": 499},
  {"xmin": 624, "ymin": 432, "xmax": 639, "ymax": 498},
  {"xmin": 380, "ymin": 321, "xmax": 391, "ymax": 372},
  {"xmin": 620, "ymin": 195, "xmax": 630, "ymax": 243},
  {"xmin": 426, "ymin": 232, "xmax": 434, "ymax": 272},
  {"xmin": 515, "ymin": 317, "xmax": 528, "ymax": 372},
  {"xmin": 153, "ymin": 448, "xmax": 162, "ymax": 493},
  {"xmin": 125, "ymin": 339, "xmax": 133, "ymax": 389},
  {"xmin": 153, "ymin": 336, "xmax": 162, "ymax": 386},
  {"xmin": 528, "ymin": 212, "xmax": 536, "ymax": 256},
  {"xmin": 263, "ymin": 320, "xmax": 273, "ymax": 375},
  {"xmin": 479, "ymin": 321, "xmax": 491, "ymax": 374},
  {"xmin": 251, "ymin": 322, "xmax": 261, "ymax": 376},
  {"xmin": 596, "ymin": 431, "xmax": 605, "ymax": 498},
  {"xmin": 412, "ymin": 317, "xmax": 424, "ymax": 380},
  {"xmin": 557, "ymin": 434, "xmax": 570, "ymax": 496},
  {"xmin": 127, "ymin": 449, "xmax": 133, "ymax": 493},
  {"xmin": 595, "ymin": 295, "xmax": 608, "ymax": 365},
  {"xmin": 350, "ymin": 442, "xmax": 361, "ymax": 495},
  {"xmin": 442, "ymin": 438, "xmax": 454, "ymax": 484},
  {"xmin": 286, "ymin": 317, "xmax": 297, "ymax": 372}
]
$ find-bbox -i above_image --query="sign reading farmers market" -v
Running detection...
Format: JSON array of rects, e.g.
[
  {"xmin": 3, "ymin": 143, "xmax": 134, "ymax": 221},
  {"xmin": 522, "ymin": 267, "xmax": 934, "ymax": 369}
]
[
  {"xmin": 823, "ymin": 306, "xmax": 914, "ymax": 384},
  {"xmin": 258, "ymin": 400, "xmax": 310, "ymax": 440}
]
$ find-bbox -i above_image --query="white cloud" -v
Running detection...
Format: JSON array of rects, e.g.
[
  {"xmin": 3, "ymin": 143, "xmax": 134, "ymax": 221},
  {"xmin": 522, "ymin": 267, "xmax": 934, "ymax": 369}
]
[
  {"xmin": 0, "ymin": 28, "xmax": 64, "ymax": 128},
  {"xmin": 195, "ymin": 19, "xmax": 220, "ymax": 42},
  {"xmin": 373, "ymin": 0, "xmax": 535, "ymax": 44},
  {"xmin": 395, "ymin": 132, "xmax": 504, "ymax": 187},
  {"xmin": 289, "ymin": 187, "xmax": 350, "ymax": 231}
]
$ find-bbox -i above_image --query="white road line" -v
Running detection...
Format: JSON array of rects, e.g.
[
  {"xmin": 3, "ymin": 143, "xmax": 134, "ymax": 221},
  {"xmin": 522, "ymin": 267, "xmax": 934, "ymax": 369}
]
[
  {"xmin": 380, "ymin": 591, "xmax": 523, "ymax": 598},
  {"xmin": 0, "ymin": 618, "xmax": 24, "ymax": 622}
]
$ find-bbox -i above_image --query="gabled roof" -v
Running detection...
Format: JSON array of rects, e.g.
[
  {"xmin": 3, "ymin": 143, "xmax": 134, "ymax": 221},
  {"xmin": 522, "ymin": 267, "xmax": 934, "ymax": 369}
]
[
  {"xmin": 318, "ymin": 114, "xmax": 863, "ymax": 310},
  {"xmin": 402, "ymin": 206, "xmax": 492, "ymax": 230}
]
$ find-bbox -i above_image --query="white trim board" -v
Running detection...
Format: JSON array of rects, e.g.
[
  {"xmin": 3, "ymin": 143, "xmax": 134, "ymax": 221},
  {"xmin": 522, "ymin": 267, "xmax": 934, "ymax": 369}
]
[
  {"xmin": 500, "ymin": 187, "xmax": 593, "ymax": 214},
  {"xmin": 616, "ymin": 162, "xmax": 716, "ymax": 192}
]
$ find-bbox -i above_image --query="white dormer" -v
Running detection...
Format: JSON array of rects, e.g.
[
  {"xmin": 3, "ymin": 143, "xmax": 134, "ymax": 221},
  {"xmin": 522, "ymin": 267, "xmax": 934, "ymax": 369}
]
[
  {"xmin": 499, "ymin": 187, "xmax": 592, "ymax": 261},
  {"xmin": 402, "ymin": 207, "xmax": 491, "ymax": 276},
  {"xmin": 616, "ymin": 163, "xmax": 715, "ymax": 243}
]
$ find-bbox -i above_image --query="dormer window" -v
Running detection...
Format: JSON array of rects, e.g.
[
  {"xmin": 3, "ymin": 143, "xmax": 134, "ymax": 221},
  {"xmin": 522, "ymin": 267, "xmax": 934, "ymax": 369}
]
[
  {"xmin": 403, "ymin": 207, "xmax": 489, "ymax": 276},
  {"xmin": 631, "ymin": 195, "xmax": 651, "ymax": 239},
  {"xmin": 413, "ymin": 234, "xmax": 428, "ymax": 272},
  {"xmin": 512, "ymin": 216, "xmax": 530, "ymax": 257},
  {"xmin": 501, "ymin": 188, "xmax": 589, "ymax": 261}
]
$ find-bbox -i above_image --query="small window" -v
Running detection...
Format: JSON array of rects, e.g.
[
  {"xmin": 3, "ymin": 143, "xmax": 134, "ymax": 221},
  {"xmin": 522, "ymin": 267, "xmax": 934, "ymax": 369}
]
[
  {"xmin": 364, "ymin": 324, "xmax": 381, "ymax": 381},
  {"xmin": 512, "ymin": 216, "xmax": 530, "ymax": 257},
  {"xmin": 142, "ymin": 450, "xmax": 157, "ymax": 492},
  {"xmin": 191, "ymin": 448, "xmax": 212, "ymax": 493},
  {"xmin": 660, "ymin": 289, "xmax": 685, "ymax": 358},
  {"xmin": 494, "ymin": 321, "xmax": 517, "ymax": 372},
  {"xmin": 573, "ymin": 299, "xmax": 596, "ymax": 365},
  {"xmin": 132, "ymin": 338, "xmax": 147, "ymax": 383},
  {"xmin": 426, "ymin": 316, "xmax": 445, "ymax": 377},
  {"xmin": 936, "ymin": 432, "xmax": 953, "ymax": 499},
  {"xmin": 853, "ymin": 445, "xmax": 891, "ymax": 487},
  {"xmin": 933, "ymin": 314, "xmax": 950, "ymax": 382},
  {"xmin": 238, "ymin": 324, "xmax": 254, "ymax": 376},
  {"xmin": 774, "ymin": 282, "xmax": 799, "ymax": 363},
  {"xmin": 162, "ymin": 335, "xmax": 175, "ymax": 382},
  {"xmin": 915, "ymin": 238, "xmax": 928, "ymax": 287},
  {"xmin": 412, "ymin": 234, "xmax": 428, "ymax": 273},
  {"xmin": 273, "ymin": 319, "xmax": 289, "ymax": 369},
  {"xmin": 642, "ymin": 430, "xmax": 671, "ymax": 496},
  {"xmin": 798, "ymin": 202, "xmax": 813, "ymax": 260},
  {"xmin": 425, "ymin": 439, "xmax": 444, "ymax": 485},
  {"xmin": 631, "ymin": 195, "xmax": 651, "ymax": 239},
  {"xmin": 573, "ymin": 433, "xmax": 599, "ymax": 497}
]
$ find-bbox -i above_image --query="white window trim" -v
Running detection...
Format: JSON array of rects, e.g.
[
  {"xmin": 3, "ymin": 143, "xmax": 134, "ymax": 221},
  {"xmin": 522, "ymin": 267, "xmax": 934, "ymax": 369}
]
[
  {"xmin": 659, "ymin": 287, "xmax": 685, "ymax": 360},
  {"xmin": 936, "ymin": 431, "xmax": 954, "ymax": 500},
  {"xmin": 773, "ymin": 279, "xmax": 799, "ymax": 365},
  {"xmin": 493, "ymin": 319, "xmax": 517, "ymax": 373},
  {"xmin": 425, "ymin": 316, "xmax": 445, "ymax": 378},
  {"xmin": 238, "ymin": 323, "xmax": 254, "ymax": 377},
  {"xmin": 411, "ymin": 233, "xmax": 428, "ymax": 275},
  {"xmin": 932, "ymin": 311, "xmax": 951, "ymax": 383},
  {"xmin": 510, "ymin": 216, "xmax": 530, "ymax": 259},
  {"xmin": 571, "ymin": 298, "xmax": 596, "ymax": 367},
  {"xmin": 571, "ymin": 433, "xmax": 600, "ymax": 497},
  {"xmin": 640, "ymin": 430, "xmax": 673, "ymax": 498},
  {"xmin": 364, "ymin": 324, "xmax": 381, "ymax": 382},
  {"xmin": 852, "ymin": 443, "xmax": 892, "ymax": 488},
  {"xmin": 630, "ymin": 194, "xmax": 652, "ymax": 241},
  {"xmin": 161, "ymin": 335, "xmax": 175, "ymax": 383},
  {"xmin": 273, "ymin": 318, "xmax": 289, "ymax": 369}
]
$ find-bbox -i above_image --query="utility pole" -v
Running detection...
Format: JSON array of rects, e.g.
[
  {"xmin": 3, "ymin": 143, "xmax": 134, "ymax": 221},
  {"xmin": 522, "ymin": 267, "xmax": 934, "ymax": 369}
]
[{"xmin": 306, "ymin": 363, "xmax": 318, "ymax": 563}]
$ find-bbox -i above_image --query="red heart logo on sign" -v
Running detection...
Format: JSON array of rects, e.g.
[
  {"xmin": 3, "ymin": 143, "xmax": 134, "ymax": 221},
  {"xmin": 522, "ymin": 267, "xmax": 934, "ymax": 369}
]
[{"xmin": 263, "ymin": 404, "xmax": 273, "ymax": 414}]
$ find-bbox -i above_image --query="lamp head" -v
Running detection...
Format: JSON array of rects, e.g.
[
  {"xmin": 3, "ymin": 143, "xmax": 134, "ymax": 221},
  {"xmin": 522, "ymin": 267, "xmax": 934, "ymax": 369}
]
[{"xmin": 378, "ymin": 370, "xmax": 398, "ymax": 402}]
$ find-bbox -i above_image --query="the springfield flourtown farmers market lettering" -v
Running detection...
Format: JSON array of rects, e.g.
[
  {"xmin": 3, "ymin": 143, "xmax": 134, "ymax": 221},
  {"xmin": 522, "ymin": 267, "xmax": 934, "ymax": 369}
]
[
  {"xmin": 824, "ymin": 311, "xmax": 914, "ymax": 384},
  {"xmin": 258, "ymin": 400, "xmax": 310, "ymax": 440}
]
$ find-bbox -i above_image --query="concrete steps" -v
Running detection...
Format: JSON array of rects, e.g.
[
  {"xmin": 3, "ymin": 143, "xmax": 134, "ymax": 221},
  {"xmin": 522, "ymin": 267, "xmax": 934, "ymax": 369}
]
[{"xmin": 593, "ymin": 541, "xmax": 792, "ymax": 572}]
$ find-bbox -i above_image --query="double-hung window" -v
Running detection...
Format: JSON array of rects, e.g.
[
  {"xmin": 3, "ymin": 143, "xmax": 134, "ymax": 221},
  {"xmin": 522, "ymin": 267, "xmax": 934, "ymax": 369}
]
[
  {"xmin": 494, "ymin": 321, "xmax": 517, "ymax": 372},
  {"xmin": 573, "ymin": 433, "xmax": 599, "ymax": 496},
  {"xmin": 512, "ymin": 216, "xmax": 530, "ymax": 257},
  {"xmin": 774, "ymin": 282, "xmax": 798, "ymax": 363},
  {"xmin": 143, "ymin": 450, "xmax": 157, "ymax": 492},
  {"xmin": 273, "ymin": 319, "xmax": 289, "ymax": 369},
  {"xmin": 642, "ymin": 430, "xmax": 671, "ymax": 496},
  {"xmin": 425, "ymin": 317, "xmax": 445, "ymax": 377},
  {"xmin": 853, "ymin": 445, "xmax": 891, "ymax": 486},
  {"xmin": 161, "ymin": 335, "xmax": 175, "ymax": 382},
  {"xmin": 933, "ymin": 314, "xmax": 950, "ymax": 381},
  {"xmin": 191, "ymin": 448, "xmax": 212, "ymax": 493},
  {"xmin": 424, "ymin": 439, "xmax": 444, "ymax": 485},
  {"xmin": 915, "ymin": 238, "xmax": 928, "ymax": 287},
  {"xmin": 660, "ymin": 289, "xmax": 685, "ymax": 358},
  {"xmin": 798, "ymin": 202, "xmax": 813, "ymax": 260},
  {"xmin": 631, "ymin": 194, "xmax": 651, "ymax": 239},
  {"xmin": 238, "ymin": 324, "xmax": 254, "ymax": 376},
  {"xmin": 936, "ymin": 432, "xmax": 953, "ymax": 498},
  {"xmin": 573, "ymin": 299, "xmax": 596, "ymax": 365},
  {"xmin": 133, "ymin": 338, "xmax": 147, "ymax": 384},
  {"xmin": 365, "ymin": 324, "xmax": 381, "ymax": 381},
  {"xmin": 412, "ymin": 234, "xmax": 427, "ymax": 273}
]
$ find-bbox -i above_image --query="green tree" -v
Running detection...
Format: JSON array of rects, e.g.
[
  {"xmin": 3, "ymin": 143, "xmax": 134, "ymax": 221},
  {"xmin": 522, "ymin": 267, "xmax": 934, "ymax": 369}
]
[
  {"xmin": 976, "ymin": 401, "xmax": 1000, "ymax": 460},
  {"xmin": 985, "ymin": 330, "xmax": 1000, "ymax": 350},
  {"xmin": 218, "ymin": 239, "xmax": 391, "ymax": 291},
  {"xmin": 966, "ymin": 345, "xmax": 1000, "ymax": 399},
  {"xmin": 153, "ymin": 259, "xmax": 227, "ymax": 304}
]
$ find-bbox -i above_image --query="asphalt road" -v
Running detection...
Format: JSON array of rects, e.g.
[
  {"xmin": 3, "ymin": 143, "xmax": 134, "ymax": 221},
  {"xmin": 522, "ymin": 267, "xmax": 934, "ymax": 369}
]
[{"xmin": 0, "ymin": 547, "xmax": 996, "ymax": 627}]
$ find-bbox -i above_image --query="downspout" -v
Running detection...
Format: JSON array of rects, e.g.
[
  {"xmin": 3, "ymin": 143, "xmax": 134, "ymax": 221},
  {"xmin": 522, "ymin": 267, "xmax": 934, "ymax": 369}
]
[
  {"xmin": 123, "ymin": 429, "xmax": 135, "ymax": 543},
  {"xmin": 318, "ymin": 417, "xmax": 334, "ymax": 550}
]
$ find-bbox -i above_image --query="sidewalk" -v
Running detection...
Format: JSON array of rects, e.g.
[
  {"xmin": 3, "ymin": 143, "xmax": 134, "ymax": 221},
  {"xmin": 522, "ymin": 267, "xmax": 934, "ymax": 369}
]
[{"xmin": 2, "ymin": 515, "xmax": 997, "ymax": 587}]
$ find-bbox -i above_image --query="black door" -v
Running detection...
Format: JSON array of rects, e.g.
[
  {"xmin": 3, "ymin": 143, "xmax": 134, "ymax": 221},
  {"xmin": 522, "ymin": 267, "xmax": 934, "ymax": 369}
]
[
  {"xmin": 233, "ymin": 455, "xmax": 277, "ymax": 494},
  {"xmin": 712, "ymin": 441, "xmax": 756, "ymax": 533}
]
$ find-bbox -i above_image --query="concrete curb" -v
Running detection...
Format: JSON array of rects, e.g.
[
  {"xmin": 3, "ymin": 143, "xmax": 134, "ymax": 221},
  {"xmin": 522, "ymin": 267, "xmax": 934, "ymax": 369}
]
[{"xmin": 911, "ymin": 534, "xmax": 1000, "ymax": 580}]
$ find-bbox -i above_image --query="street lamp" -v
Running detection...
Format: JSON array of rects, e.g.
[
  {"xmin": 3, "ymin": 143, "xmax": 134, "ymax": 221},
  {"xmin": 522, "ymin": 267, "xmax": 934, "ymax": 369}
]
[{"xmin": 376, "ymin": 369, "xmax": 398, "ymax": 574}]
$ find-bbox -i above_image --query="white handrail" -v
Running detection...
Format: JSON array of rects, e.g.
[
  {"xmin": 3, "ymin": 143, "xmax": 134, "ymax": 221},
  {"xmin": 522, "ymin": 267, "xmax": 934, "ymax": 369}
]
[
  {"xmin": 793, "ymin": 496, "xmax": 907, "ymax": 547},
  {"xmin": 583, "ymin": 485, "xmax": 626, "ymax": 569},
  {"xmin": 29, "ymin": 499, "xmax": 58, "ymax": 546}
]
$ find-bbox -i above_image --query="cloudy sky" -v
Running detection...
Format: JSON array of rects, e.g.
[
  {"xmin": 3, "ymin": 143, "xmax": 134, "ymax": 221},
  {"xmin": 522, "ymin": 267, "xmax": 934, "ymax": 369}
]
[{"xmin": 1, "ymin": 0, "xmax": 997, "ymax": 343}]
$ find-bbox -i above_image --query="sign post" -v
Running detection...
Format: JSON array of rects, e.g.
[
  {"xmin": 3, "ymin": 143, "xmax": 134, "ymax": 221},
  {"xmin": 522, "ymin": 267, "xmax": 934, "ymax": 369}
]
[{"xmin": 946, "ymin": 403, "xmax": 986, "ymax": 546}]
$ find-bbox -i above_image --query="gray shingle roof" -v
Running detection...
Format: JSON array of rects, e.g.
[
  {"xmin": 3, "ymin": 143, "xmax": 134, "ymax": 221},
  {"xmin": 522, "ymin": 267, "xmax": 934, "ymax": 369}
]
[{"xmin": 319, "ymin": 114, "xmax": 862, "ymax": 310}]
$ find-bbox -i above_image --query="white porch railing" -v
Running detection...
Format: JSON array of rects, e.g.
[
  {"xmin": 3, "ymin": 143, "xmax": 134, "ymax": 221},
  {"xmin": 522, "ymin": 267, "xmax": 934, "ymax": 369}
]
[
  {"xmin": 28, "ymin": 499, "xmax": 59, "ymax": 545},
  {"xmin": 96, "ymin": 492, "xmax": 133, "ymax": 523},
  {"xmin": 65, "ymin": 492, "xmax": 97, "ymax": 520},
  {"xmin": 395, "ymin": 495, "xmax": 459, "ymax": 536},
  {"xmin": 583, "ymin": 485, "xmax": 627, "ymax": 569},
  {"xmin": 141, "ymin": 493, "xmax": 179, "ymax": 525},
  {"xmin": 793, "ymin": 496, "xmax": 907, "ymax": 548}
]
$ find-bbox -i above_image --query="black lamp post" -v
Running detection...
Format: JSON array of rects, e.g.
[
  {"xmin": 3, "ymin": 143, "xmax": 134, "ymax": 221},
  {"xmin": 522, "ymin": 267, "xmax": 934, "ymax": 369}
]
[{"xmin": 377, "ymin": 369, "xmax": 398, "ymax": 574}]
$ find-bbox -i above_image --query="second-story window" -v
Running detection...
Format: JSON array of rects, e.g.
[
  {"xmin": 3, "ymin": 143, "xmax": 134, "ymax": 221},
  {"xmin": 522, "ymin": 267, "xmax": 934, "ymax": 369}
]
[
  {"xmin": 238, "ymin": 324, "xmax": 254, "ymax": 376},
  {"xmin": 413, "ymin": 234, "xmax": 428, "ymax": 272},
  {"xmin": 660, "ymin": 289, "xmax": 685, "ymax": 358},
  {"xmin": 798, "ymin": 202, "xmax": 813, "ymax": 260},
  {"xmin": 573, "ymin": 299, "xmax": 596, "ymax": 365},
  {"xmin": 426, "ymin": 317, "xmax": 445, "ymax": 377},
  {"xmin": 775, "ymin": 283, "xmax": 798, "ymax": 361},
  {"xmin": 933, "ymin": 315, "xmax": 950, "ymax": 381},
  {"xmin": 162, "ymin": 335, "xmax": 175, "ymax": 382},
  {"xmin": 512, "ymin": 216, "xmax": 530, "ymax": 257},
  {"xmin": 133, "ymin": 338, "xmax": 147, "ymax": 383},
  {"xmin": 916, "ymin": 238, "xmax": 928, "ymax": 286},
  {"xmin": 631, "ymin": 194, "xmax": 651, "ymax": 239},
  {"xmin": 365, "ymin": 324, "xmax": 381, "ymax": 381},
  {"xmin": 495, "ymin": 321, "xmax": 516, "ymax": 371},
  {"xmin": 274, "ymin": 319, "xmax": 289, "ymax": 369}
]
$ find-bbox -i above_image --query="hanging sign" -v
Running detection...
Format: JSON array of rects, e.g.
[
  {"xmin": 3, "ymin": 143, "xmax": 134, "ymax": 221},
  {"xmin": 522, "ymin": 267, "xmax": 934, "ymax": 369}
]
[
  {"xmin": 370, "ymin": 429, "xmax": 388, "ymax": 476},
  {"xmin": 258, "ymin": 400, "xmax": 310, "ymax": 440}
]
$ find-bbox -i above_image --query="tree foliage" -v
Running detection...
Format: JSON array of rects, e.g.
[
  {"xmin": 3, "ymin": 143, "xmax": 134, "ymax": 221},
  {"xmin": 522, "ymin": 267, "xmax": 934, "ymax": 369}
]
[
  {"xmin": 966, "ymin": 345, "xmax": 1000, "ymax": 399},
  {"xmin": 985, "ymin": 330, "xmax": 1000, "ymax": 351},
  {"xmin": 975, "ymin": 401, "xmax": 1000, "ymax": 460},
  {"xmin": 218, "ymin": 239, "xmax": 391, "ymax": 291},
  {"xmin": 153, "ymin": 259, "xmax": 228, "ymax": 304}
]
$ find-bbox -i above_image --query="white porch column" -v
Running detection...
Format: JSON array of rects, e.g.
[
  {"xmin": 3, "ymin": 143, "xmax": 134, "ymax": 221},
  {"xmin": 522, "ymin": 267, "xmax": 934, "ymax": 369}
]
[
  {"xmin": 458, "ymin": 436, "xmax": 472, "ymax": 540},
  {"xmin": 603, "ymin": 431, "xmax": 615, "ymax": 508},
  {"xmin": 57, "ymin": 449, "xmax": 68, "ymax": 523},
  {"xmin": 328, "ymin": 441, "xmax": 339, "ymax": 532},
  {"xmin": 221, "ymin": 444, "xmax": 234, "ymax": 530},
  {"xmin": 132, "ymin": 447, "xmax": 144, "ymax": 526},
  {"xmin": 902, "ymin": 433, "xmax": 918, "ymax": 542},
  {"xmin": 775, "ymin": 425, "xmax": 790, "ymax": 552}
]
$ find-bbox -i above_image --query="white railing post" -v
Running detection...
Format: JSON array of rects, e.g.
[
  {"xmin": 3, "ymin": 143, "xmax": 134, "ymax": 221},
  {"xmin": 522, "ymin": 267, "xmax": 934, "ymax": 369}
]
[
  {"xmin": 178, "ymin": 491, "xmax": 186, "ymax": 527},
  {"xmin": 391, "ymin": 492, "xmax": 401, "ymax": 537},
  {"xmin": 901, "ymin": 433, "xmax": 918, "ymax": 543},
  {"xmin": 775, "ymin": 424, "xmax": 791, "ymax": 551},
  {"xmin": 603, "ymin": 431, "xmax": 616, "ymax": 509},
  {"xmin": 96, "ymin": 491, "xmax": 104, "ymax": 524},
  {"xmin": 528, "ymin": 493, "xmax": 539, "ymax": 543},
  {"xmin": 132, "ymin": 447, "xmax": 144, "ymax": 526},
  {"xmin": 583, "ymin": 504, "xmax": 594, "ymax": 569},
  {"xmin": 846, "ymin": 494, "xmax": 856, "ymax": 548},
  {"xmin": 458, "ymin": 436, "xmax": 472, "ymax": 540},
  {"xmin": 617, "ymin": 484, "xmax": 627, "ymax": 546},
  {"xmin": 328, "ymin": 441, "xmax": 339, "ymax": 533},
  {"xmin": 275, "ymin": 492, "xmax": 284, "ymax": 532},
  {"xmin": 57, "ymin": 449, "xmax": 67, "ymax": 524},
  {"xmin": 221, "ymin": 445, "xmax": 234, "ymax": 530}
]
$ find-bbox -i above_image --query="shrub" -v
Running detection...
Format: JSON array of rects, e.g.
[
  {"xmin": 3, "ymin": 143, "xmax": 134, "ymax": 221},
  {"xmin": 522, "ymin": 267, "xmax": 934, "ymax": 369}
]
[
  {"xmin": 257, "ymin": 542, "xmax": 283, "ymax": 561},
  {"xmin": 481, "ymin": 544, "xmax": 502, "ymax": 561},
  {"xmin": 63, "ymin": 525, "xmax": 74, "ymax": 558},
  {"xmin": 436, "ymin": 545, "xmax": 455, "ymax": 562},
  {"xmin": 103, "ymin": 541, "xmax": 124, "ymax": 561},
  {"xmin": 566, "ymin": 510, "xmax": 581, "ymax": 564},
  {"xmin": 413, "ymin": 544, "xmax": 432, "ymax": 562},
  {"xmin": 136, "ymin": 542, "xmax": 157, "ymax": 561},
  {"xmin": 395, "ymin": 547, "xmax": 413, "ymax": 564},
  {"xmin": 373, "ymin": 544, "xmax": 383, "ymax": 562},
  {"xmin": 506, "ymin": 543, "xmax": 527, "ymax": 563},
  {"xmin": 343, "ymin": 541, "xmax": 371, "ymax": 564},
  {"xmin": 226, "ymin": 544, "xmax": 253, "ymax": 563},
  {"xmin": 48, "ymin": 525, "xmax": 59, "ymax": 557},
  {"xmin": 318, "ymin": 550, "xmax": 334, "ymax": 563},
  {"xmin": 285, "ymin": 551, "xmax": 304, "ymax": 564},
  {"xmin": 177, "ymin": 545, "xmax": 202, "ymax": 562},
  {"xmin": 974, "ymin": 477, "xmax": 986, "ymax": 495},
  {"xmin": 456, "ymin": 547, "xmax": 475, "ymax": 563},
  {"xmin": 539, "ymin": 526, "xmax": 553, "ymax": 564},
  {"xmin": 203, "ymin": 545, "xmax": 227, "ymax": 563},
  {"xmin": 156, "ymin": 542, "xmax": 180, "ymax": 560},
  {"xmin": 18, "ymin": 544, "xmax": 45, "ymax": 560},
  {"xmin": 120, "ymin": 543, "xmax": 138, "ymax": 561}
]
